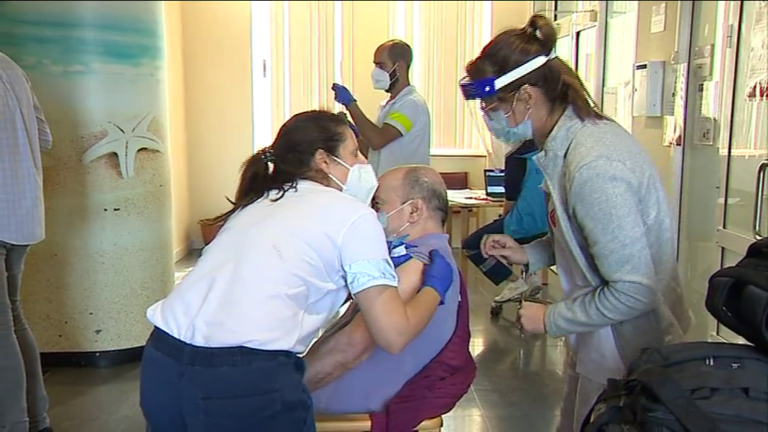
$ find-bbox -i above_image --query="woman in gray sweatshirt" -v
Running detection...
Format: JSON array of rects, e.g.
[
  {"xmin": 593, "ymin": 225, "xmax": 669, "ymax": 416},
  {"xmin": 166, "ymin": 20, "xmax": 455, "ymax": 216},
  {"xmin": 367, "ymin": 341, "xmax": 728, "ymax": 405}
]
[{"xmin": 460, "ymin": 14, "xmax": 692, "ymax": 432}]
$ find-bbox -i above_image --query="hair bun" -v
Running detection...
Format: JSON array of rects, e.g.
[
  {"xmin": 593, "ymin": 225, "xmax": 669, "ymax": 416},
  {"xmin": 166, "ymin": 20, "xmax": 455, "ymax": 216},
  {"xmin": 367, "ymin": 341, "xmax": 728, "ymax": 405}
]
[{"xmin": 525, "ymin": 14, "xmax": 557, "ymax": 52}]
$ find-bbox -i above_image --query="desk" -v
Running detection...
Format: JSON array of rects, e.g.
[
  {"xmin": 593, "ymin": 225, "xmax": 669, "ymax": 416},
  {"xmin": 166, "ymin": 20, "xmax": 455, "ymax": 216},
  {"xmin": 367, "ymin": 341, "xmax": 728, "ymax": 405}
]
[{"xmin": 446, "ymin": 190, "xmax": 504, "ymax": 245}]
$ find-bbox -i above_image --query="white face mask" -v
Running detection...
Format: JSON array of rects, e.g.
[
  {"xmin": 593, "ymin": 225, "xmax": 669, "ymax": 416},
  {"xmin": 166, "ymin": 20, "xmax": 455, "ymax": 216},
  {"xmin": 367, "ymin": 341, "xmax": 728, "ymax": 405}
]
[
  {"xmin": 371, "ymin": 66, "xmax": 394, "ymax": 91},
  {"xmin": 377, "ymin": 200, "xmax": 413, "ymax": 239},
  {"xmin": 328, "ymin": 157, "xmax": 379, "ymax": 205}
]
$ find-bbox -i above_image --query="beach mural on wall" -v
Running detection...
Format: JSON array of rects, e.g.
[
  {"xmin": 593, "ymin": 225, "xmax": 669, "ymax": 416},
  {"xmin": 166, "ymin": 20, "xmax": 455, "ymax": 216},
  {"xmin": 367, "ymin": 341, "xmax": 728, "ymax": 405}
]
[
  {"xmin": 0, "ymin": 1, "xmax": 168, "ymax": 180},
  {"xmin": 0, "ymin": 1, "xmax": 174, "ymax": 352},
  {"xmin": 82, "ymin": 112, "xmax": 164, "ymax": 179}
]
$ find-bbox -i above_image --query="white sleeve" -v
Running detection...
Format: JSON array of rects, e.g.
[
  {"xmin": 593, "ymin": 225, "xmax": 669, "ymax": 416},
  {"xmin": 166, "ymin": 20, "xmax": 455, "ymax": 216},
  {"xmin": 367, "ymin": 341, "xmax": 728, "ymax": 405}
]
[
  {"xmin": 339, "ymin": 211, "xmax": 399, "ymax": 295},
  {"xmin": 382, "ymin": 98, "xmax": 422, "ymax": 136}
]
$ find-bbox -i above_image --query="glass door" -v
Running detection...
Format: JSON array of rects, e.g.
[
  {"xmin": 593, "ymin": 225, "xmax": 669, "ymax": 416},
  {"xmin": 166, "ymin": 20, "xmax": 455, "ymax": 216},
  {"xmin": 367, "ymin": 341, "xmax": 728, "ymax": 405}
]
[
  {"xmin": 715, "ymin": 0, "xmax": 768, "ymax": 341},
  {"xmin": 677, "ymin": 0, "xmax": 730, "ymax": 343},
  {"xmin": 556, "ymin": 2, "xmax": 605, "ymax": 105},
  {"xmin": 679, "ymin": 0, "xmax": 768, "ymax": 343},
  {"xmin": 601, "ymin": 1, "xmax": 637, "ymax": 132}
]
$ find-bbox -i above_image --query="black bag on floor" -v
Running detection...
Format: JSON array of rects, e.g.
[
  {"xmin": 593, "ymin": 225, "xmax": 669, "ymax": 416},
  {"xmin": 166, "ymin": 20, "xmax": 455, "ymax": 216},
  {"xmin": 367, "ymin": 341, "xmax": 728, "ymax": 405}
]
[
  {"xmin": 581, "ymin": 342, "xmax": 768, "ymax": 432},
  {"xmin": 707, "ymin": 237, "xmax": 768, "ymax": 353}
]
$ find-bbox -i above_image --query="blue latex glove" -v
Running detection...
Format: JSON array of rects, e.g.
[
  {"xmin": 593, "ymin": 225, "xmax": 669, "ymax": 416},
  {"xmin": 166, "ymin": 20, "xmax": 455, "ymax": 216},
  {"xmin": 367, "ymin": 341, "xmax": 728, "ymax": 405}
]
[
  {"xmin": 332, "ymin": 83, "xmax": 356, "ymax": 108},
  {"xmin": 421, "ymin": 250, "xmax": 454, "ymax": 304}
]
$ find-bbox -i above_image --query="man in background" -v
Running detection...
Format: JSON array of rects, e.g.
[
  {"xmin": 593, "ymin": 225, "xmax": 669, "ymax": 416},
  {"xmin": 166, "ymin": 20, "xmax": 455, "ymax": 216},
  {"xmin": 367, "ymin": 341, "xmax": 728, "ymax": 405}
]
[
  {"xmin": 462, "ymin": 140, "xmax": 548, "ymax": 303},
  {"xmin": 0, "ymin": 51, "xmax": 53, "ymax": 432},
  {"xmin": 332, "ymin": 40, "xmax": 431, "ymax": 176}
]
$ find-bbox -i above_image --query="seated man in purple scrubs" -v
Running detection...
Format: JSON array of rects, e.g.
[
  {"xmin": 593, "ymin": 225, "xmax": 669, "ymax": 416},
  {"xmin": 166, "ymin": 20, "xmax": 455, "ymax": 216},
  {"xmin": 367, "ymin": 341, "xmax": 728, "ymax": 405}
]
[{"xmin": 304, "ymin": 165, "xmax": 460, "ymax": 414}]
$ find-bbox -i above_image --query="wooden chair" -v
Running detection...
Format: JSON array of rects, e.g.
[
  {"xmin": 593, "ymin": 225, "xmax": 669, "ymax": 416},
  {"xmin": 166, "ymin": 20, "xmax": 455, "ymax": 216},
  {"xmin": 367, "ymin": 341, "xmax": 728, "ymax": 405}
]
[
  {"xmin": 315, "ymin": 415, "xmax": 443, "ymax": 432},
  {"xmin": 438, "ymin": 171, "xmax": 469, "ymax": 190}
]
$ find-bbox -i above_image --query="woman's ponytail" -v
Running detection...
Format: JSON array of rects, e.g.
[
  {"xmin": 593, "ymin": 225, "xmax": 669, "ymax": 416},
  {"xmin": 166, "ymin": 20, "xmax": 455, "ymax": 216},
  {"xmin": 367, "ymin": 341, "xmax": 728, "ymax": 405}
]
[
  {"xmin": 466, "ymin": 14, "xmax": 606, "ymax": 122},
  {"xmin": 207, "ymin": 147, "xmax": 275, "ymax": 225},
  {"xmin": 203, "ymin": 110, "xmax": 352, "ymax": 227}
]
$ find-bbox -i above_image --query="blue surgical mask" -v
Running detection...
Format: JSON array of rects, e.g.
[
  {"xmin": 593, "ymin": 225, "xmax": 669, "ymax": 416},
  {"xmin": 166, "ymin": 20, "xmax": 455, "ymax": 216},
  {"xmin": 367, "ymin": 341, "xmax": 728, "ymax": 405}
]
[{"xmin": 484, "ymin": 109, "xmax": 533, "ymax": 145}]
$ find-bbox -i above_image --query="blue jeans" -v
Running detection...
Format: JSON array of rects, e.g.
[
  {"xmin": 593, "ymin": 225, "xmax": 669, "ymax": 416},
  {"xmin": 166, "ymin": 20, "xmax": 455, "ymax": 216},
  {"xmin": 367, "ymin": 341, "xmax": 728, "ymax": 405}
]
[
  {"xmin": 140, "ymin": 328, "xmax": 315, "ymax": 432},
  {"xmin": 461, "ymin": 218, "xmax": 546, "ymax": 286}
]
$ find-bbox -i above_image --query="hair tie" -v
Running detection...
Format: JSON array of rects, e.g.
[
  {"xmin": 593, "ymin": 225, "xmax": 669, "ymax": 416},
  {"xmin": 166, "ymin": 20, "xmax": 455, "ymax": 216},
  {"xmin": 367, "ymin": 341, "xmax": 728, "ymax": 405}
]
[{"xmin": 260, "ymin": 148, "xmax": 275, "ymax": 163}]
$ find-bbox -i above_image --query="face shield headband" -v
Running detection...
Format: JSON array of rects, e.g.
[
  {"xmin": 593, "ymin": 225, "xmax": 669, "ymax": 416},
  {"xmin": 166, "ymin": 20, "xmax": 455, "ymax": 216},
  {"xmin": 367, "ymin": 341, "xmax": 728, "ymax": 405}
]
[{"xmin": 459, "ymin": 52, "xmax": 556, "ymax": 102}]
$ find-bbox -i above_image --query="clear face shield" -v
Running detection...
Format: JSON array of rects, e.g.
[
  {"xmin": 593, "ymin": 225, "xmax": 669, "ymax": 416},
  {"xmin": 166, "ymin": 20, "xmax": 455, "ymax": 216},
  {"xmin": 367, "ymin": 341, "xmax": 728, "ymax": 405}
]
[{"xmin": 459, "ymin": 52, "xmax": 556, "ymax": 159}]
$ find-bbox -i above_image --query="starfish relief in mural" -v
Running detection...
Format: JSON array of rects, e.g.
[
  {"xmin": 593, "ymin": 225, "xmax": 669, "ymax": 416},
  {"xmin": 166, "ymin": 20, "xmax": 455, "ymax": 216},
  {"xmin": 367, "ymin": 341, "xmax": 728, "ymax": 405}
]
[{"xmin": 81, "ymin": 112, "xmax": 164, "ymax": 179}]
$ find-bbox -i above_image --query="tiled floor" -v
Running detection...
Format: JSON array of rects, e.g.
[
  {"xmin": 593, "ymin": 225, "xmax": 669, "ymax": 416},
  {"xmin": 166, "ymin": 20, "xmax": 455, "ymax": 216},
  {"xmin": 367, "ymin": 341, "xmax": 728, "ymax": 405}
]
[{"xmin": 43, "ymin": 250, "xmax": 567, "ymax": 431}]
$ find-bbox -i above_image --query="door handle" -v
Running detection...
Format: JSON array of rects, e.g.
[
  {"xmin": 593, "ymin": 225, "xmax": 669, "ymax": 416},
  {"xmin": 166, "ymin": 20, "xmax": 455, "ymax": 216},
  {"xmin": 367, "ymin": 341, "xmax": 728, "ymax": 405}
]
[{"xmin": 752, "ymin": 160, "xmax": 768, "ymax": 239}]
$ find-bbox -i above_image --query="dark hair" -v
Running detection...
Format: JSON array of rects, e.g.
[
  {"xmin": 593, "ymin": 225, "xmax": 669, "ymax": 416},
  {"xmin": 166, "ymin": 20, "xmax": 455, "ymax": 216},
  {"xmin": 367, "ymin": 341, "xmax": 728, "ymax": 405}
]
[
  {"xmin": 401, "ymin": 166, "xmax": 449, "ymax": 225},
  {"xmin": 465, "ymin": 14, "xmax": 604, "ymax": 121},
  {"xmin": 206, "ymin": 110, "xmax": 351, "ymax": 225},
  {"xmin": 383, "ymin": 39, "xmax": 413, "ymax": 71}
]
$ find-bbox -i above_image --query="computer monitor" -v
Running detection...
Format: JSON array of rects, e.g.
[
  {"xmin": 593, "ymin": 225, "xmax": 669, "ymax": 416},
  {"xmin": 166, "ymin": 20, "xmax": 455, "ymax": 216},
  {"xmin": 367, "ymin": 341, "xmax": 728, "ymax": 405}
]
[{"xmin": 484, "ymin": 169, "xmax": 506, "ymax": 201}]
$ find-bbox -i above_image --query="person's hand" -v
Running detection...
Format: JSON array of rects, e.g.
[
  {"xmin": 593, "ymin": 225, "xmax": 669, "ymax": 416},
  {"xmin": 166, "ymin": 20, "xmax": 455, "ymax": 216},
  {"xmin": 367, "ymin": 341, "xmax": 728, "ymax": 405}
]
[
  {"xmin": 518, "ymin": 300, "xmax": 548, "ymax": 335},
  {"xmin": 332, "ymin": 83, "xmax": 356, "ymax": 108},
  {"xmin": 481, "ymin": 234, "xmax": 528, "ymax": 266},
  {"xmin": 421, "ymin": 250, "xmax": 454, "ymax": 304}
]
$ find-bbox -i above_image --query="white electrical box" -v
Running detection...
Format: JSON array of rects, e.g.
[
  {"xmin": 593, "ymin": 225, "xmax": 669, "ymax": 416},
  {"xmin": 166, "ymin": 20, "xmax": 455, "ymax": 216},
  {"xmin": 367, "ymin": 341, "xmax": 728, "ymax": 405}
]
[{"xmin": 632, "ymin": 61, "xmax": 665, "ymax": 117}]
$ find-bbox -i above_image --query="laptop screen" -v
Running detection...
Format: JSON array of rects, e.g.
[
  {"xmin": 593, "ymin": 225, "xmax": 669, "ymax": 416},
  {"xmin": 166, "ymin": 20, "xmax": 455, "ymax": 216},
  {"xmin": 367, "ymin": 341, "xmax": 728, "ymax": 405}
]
[{"xmin": 484, "ymin": 169, "xmax": 506, "ymax": 199}]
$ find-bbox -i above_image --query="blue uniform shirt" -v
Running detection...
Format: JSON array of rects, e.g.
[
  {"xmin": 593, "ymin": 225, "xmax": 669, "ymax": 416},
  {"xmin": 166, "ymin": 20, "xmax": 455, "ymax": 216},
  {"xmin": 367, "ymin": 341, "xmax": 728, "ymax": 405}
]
[{"xmin": 503, "ymin": 144, "xmax": 548, "ymax": 239}]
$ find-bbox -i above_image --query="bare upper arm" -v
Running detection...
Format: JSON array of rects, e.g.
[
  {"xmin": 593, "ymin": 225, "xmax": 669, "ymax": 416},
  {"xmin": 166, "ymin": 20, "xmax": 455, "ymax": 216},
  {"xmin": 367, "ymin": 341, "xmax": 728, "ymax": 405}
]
[
  {"xmin": 394, "ymin": 258, "xmax": 425, "ymax": 301},
  {"xmin": 369, "ymin": 123, "xmax": 403, "ymax": 151}
]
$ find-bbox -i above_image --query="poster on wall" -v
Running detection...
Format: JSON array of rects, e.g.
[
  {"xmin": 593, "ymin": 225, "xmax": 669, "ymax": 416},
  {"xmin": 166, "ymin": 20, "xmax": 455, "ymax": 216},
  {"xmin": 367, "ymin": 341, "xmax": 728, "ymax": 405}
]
[
  {"xmin": 0, "ymin": 1, "xmax": 175, "ymax": 350},
  {"xmin": 745, "ymin": 1, "xmax": 767, "ymax": 102},
  {"xmin": 664, "ymin": 63, "xmax": 687, "ymax": 147},
  {"xmin": 650, "ymin": 3, "xmax": 667, "ymax": 34},
  {"xmin": 603, "ymin": 87, "xmax": 618, "ymax": 119}
]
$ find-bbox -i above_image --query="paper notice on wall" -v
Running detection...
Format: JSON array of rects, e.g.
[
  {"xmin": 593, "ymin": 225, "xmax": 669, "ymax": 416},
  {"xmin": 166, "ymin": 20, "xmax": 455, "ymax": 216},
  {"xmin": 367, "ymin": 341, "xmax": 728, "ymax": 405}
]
[
  {"xmin": 700, "ymin": 81, "xmax": 719, "ymax": 118},
  {"xmin": 651, "ymin": 3, "xmax": 667, "ymax": 34},
  {"xmin": 612, "ymin": 80, "xmax": 634, "ymax": 131},
  {"xmin": 694, "ymin": 116, "xmax": 715, "ymax": 145},
  {"xmin": 745, "ymin": 1, "xmax": 768, "ymax": 101}
]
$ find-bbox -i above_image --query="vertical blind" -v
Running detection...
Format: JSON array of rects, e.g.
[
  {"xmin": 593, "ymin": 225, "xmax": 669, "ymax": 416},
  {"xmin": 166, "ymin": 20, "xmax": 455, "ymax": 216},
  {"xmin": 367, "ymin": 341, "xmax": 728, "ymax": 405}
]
[{"xmin": 260, "ymin": 1, "xmax": 492, "ymax": 155}]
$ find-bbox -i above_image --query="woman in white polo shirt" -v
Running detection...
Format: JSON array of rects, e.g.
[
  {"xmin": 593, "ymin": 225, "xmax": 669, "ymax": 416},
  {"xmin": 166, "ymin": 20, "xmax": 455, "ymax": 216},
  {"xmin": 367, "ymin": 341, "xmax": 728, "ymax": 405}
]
[{"xmin": 138, "ymin": 110, "xmax": 453, "ymax": 432}]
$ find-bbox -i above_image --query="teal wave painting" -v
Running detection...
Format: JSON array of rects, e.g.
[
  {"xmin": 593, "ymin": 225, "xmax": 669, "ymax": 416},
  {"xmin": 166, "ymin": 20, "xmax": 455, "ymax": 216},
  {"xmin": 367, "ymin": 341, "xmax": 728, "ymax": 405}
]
[{"xmin": 0, "ymin": 1, "xmax": 164, "ymax": 77}]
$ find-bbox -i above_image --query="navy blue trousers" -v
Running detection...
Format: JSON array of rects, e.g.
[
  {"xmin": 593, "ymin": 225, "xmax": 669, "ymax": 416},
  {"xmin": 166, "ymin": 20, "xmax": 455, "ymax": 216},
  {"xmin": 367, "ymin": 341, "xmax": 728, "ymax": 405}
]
[
  {"xmin": 462, "ymin": 217, "xmax": 547, "ymax": 286},
  {"xmin": 140, "ymin": 328, "xmax": 315, "ymax": 432}
]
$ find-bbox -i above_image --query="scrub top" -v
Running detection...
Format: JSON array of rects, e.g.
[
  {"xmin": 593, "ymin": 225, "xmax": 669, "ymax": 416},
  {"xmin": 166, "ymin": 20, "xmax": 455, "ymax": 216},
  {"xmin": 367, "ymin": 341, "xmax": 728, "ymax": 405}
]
[
  {"xmin": 146, "ymin": 180, "xmax": 399, "ymax": 353},
  {"xmin": 368, "ymin": 85, "xmax": 431, "ymax": 176}
]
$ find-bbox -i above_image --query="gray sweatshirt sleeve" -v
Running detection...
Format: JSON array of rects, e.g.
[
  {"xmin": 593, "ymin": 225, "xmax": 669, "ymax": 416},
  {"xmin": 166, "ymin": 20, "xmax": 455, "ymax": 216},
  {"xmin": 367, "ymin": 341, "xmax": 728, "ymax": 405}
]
[
  {"xmin": 523, "ymin": 237, "xmax": 555, "ymax": 273},
  {"xmin": 544, "ymin": 159, "xmax": 659, "ymax": 338}
]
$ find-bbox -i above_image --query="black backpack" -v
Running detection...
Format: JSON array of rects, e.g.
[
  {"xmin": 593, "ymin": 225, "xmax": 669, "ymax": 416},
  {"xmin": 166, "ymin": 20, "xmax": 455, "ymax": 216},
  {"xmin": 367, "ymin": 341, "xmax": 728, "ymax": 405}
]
[
  {"xmin": 582, "ymin": 342, "xmax": 768, "ymax": 432},
  {"xmin": 582, "ymin": 237, "xmax": 768, "ymax": 431},
  {"xmin": 707, "ymin": 237, "xmax": 768, "ymax": 353}
]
